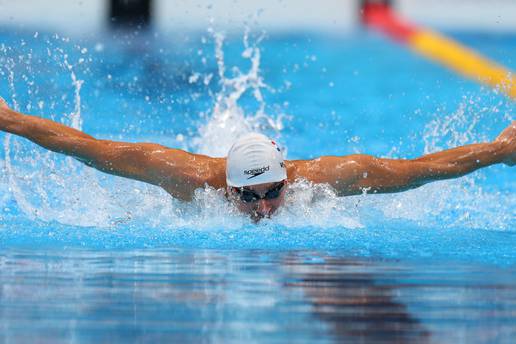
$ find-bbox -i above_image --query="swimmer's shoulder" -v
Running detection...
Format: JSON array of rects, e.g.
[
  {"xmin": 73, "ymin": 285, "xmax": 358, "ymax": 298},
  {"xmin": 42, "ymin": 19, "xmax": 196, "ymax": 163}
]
[
  {"xmin": 174, "ymin": 150, "xmax": 227, "ymax": 188},
  {"xmin": 285, "ymin": 159, "xmax": 312, "ymax": 182},
  {"xmin": 285, "ymin": 156, "xmax": 362, "ymax": 185},
  {"xmin": 204, "ymin": 155, "xmax": 227, "ymax": 189},
  {"xmin": 154, "ymin": 149, "xmax": 227, "ymax": 200}
]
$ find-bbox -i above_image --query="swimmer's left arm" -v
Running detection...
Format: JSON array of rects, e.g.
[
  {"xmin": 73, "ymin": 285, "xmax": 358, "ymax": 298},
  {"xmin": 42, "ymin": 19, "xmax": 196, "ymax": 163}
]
[{"xmin": 290, "ymin": 121, "xmax": 515, "ymax": 196}]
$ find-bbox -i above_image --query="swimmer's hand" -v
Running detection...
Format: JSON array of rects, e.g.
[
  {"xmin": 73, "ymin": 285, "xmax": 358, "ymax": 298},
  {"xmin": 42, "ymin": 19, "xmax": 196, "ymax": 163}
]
[
  {"xmin": 0, "ymin": 97, "xmax": 9, "ymax": 110},
  {"xmin": 495, "ymin": 120, "xmax": 515, "ymax": 166}
]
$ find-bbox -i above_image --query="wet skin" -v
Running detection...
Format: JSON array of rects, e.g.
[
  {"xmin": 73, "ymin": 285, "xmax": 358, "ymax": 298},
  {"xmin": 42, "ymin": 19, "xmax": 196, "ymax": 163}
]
[{"xmin": 227, "ymin": 181, "xmax": 288, "ymax": 221}]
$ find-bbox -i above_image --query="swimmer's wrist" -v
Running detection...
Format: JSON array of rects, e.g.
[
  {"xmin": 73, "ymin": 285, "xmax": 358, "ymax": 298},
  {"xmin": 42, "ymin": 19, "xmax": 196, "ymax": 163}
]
[{"xmin": 490, "ymin": 140, "xmax": 510, "ymax": 165}]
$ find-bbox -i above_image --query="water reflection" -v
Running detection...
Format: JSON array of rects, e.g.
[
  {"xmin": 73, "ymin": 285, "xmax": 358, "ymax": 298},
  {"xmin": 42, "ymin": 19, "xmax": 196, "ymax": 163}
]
[
  {"xmin": 1, "ymin": 250, "xmax": 515, "ymax": 343},
  {"xmin": 283, "ymin": 255, "xmax": 430, "ymax": 343}
]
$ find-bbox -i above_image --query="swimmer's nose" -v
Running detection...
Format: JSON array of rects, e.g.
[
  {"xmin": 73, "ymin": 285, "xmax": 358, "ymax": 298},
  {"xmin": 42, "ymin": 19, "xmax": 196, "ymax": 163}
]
[{"xmin": 256, "ymin": 199, "xmax": 273, "ymax": 217}]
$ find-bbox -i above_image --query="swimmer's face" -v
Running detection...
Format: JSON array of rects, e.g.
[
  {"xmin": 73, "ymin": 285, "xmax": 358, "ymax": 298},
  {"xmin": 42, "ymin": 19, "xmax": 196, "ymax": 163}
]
[{"xmin": 228, "ymin": 180, "xmax": 287, "ymax": 221}]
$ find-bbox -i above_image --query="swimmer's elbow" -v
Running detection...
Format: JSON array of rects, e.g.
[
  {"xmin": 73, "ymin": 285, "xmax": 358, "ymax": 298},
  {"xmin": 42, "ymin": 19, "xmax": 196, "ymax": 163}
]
[
  {"xmin": 74, "ymin": 156, "xmax": 95, "ymax": 167},
  {"xmin": 354, "ymin": 158, "xmax": 427, "ymax": 194},
  {"xmin": 320, "ymin": 152, "xmax": 477, "ymax": 196}
]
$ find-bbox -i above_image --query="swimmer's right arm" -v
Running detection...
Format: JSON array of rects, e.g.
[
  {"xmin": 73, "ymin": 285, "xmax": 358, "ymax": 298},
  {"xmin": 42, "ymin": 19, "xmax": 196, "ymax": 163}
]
[{"xmin": 0, "ymin": 98, "xmax": 225, "ymax": 200}]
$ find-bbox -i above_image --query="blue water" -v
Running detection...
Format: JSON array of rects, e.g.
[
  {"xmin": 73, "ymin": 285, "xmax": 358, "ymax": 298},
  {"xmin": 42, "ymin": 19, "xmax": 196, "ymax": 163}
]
[{"xmin": 0, "ymin": 27, "xmax": 515, "ymax": 342}]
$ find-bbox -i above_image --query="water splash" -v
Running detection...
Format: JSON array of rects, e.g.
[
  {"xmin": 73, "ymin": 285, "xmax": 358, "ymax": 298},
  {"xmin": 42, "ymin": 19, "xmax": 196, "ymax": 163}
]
[
  {"xmin": 364, "ymin": 95, "xmax": 515, "ymax": 230},
  {"xmin": 1, "ymin": 37, "xmax": 123, "ymax": 227},
  {"xmin": 0, "ymin": 32, "xmax": 288, "ymax": 228},
  {"xmin": 277, "ymin": 180, "xmax": 364, "ymax": 229},
  {"xmin": 192, "ymin": 29, "xmax": 286, "ymax": 157},
  {"xmin": 0, "ymin": 32, "xmax": 513, "ymax": 234}
]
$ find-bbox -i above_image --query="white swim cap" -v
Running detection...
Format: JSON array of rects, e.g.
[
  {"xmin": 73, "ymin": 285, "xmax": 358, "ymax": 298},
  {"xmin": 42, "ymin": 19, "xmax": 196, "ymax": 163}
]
[{"xmin": 226, "ymin": 133, "xmax": 287, "ymax": 187}]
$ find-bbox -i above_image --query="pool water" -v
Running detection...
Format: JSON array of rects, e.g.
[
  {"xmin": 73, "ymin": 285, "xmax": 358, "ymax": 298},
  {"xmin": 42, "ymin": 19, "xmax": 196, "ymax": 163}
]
[{"xmin": 0, "ymin": 27, "xmax": 515, "ymax": 342}]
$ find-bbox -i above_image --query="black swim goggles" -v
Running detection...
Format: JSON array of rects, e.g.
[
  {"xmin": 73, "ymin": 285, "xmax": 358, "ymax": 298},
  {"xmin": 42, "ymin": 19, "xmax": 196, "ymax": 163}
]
[{"xmin": 232, "ymin": 181, "xmax": 286, "ymax": 203}]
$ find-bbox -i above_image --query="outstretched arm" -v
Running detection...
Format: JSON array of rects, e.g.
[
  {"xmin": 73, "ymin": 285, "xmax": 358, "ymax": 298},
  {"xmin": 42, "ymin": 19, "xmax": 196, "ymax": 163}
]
[
  {"xmin": 0, "ymin": 99, "xmax": 225, "ymax": 200},
  {"xmin": 289, "ymin": 121, "xmax": 515, "ymax": 196}
]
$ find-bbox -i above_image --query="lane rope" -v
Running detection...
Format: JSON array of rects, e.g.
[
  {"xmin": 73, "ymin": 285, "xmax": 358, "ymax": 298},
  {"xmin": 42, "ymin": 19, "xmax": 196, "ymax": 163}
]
[{"xmin": 362, "ymin": 2, "xmax": 516, "ymax": 99}]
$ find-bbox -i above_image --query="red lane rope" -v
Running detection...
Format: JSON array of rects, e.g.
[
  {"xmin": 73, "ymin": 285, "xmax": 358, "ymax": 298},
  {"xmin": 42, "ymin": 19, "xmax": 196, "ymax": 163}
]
[{"xmin": 362, "ymin": 3, "xmax": 416, "ymax": 42}]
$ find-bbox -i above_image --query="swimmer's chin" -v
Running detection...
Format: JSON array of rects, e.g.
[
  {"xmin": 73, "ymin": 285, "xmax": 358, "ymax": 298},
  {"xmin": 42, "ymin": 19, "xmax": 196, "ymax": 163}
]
[{"xmin": 250, "ymin": 212, "xmax": 272, "ymax": 223}]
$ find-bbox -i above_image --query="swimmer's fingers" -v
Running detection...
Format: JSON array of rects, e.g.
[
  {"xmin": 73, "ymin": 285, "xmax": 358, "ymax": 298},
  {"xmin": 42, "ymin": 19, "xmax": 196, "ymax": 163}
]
[
  {"xmin": 0, "ymin": 97, "xmax": 9, "ymax": 109},
  {"xmin": 495, "ymin": 121, "xmax": 515, "ymax": 143},
  {"xmin": 495, "ymin": 121, "xmax": 515, "ymax": 166}
]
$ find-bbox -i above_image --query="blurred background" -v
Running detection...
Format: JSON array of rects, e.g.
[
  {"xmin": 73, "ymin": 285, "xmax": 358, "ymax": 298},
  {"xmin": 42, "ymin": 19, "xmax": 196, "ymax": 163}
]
[{"xmin": 1, "ymin": 0, "xmax": 516, "ymax": 35}]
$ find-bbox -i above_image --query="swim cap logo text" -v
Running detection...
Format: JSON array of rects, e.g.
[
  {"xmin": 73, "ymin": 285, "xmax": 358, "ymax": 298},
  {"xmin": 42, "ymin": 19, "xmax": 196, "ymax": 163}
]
[{"xmin": 244, "ymin": 166, "xmax": 270, "ymax": 179}]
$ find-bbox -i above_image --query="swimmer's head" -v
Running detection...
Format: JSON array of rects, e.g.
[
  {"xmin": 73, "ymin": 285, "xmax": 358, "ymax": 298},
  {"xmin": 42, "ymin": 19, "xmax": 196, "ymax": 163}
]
[
  {"xmin": 226, "ymin": 133, "xmax": 287, "ymax": 187},
  {"xmin": 226, "ymin": 133, "xmax": 288, "ymax": 220}
]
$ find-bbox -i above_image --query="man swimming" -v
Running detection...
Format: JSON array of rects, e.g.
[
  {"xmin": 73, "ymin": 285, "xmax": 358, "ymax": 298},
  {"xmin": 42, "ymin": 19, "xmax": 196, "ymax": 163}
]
[{"xmin": 0, "ymin": 97, "xmax": 514, "ymax": 221}]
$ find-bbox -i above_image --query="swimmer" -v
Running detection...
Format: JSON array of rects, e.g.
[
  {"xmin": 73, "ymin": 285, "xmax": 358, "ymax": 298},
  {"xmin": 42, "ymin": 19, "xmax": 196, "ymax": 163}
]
[{"xmin": 0, "ymin": 97, "xmax": 514, "ymax": 221}]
